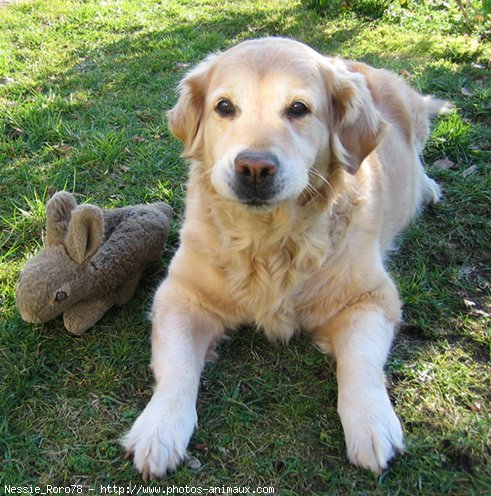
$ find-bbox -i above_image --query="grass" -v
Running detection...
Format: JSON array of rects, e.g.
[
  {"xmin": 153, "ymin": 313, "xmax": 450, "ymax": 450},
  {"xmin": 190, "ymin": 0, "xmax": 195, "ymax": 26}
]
[{"xmin": 0, "ymin": 0, "xmax": 490, "ymax": 494}]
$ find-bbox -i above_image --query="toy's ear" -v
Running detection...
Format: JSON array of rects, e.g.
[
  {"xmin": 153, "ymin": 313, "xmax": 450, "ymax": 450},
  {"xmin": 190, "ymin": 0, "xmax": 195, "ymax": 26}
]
[
  {"xmin": 46, "ymin": 191, "xmax": 78, "ymax": 246},
  {"xmin": 65, "ymin": 205, "xmax": 104, "ymax": 264}
]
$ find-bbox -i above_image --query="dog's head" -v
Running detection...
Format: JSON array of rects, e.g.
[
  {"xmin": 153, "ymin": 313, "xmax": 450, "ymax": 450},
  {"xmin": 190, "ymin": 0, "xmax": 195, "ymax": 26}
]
[{"xmin": 169, "ymin": 38, "xmax": 385, "ymax": 209}]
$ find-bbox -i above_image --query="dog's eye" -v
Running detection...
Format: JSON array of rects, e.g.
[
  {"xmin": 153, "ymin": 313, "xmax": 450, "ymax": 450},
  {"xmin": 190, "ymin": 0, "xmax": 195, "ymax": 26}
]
[
  {"xmin": 287, "ymin": 101, "xmax": 310, "ymax": 119},
  {"xmin": 215, "ymin": 99, "xmax": 236, "ymax": 117}
]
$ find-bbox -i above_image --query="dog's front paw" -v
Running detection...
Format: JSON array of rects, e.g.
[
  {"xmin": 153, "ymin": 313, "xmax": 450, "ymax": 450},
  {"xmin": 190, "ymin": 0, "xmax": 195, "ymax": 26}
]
[
  {"xmin": 121, "ymin": 395, "xmax": 197, "ymax": 480},
  {"xmin": 339, "ymin": 394, "xmax": 404, "ymax": 474}
]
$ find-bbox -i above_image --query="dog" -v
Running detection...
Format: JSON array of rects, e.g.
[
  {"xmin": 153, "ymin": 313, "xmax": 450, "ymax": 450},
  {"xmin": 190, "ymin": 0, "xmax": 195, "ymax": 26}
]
[{"xmin": 122, "ymin": 37, "xmax": 446, "ymax": 479}]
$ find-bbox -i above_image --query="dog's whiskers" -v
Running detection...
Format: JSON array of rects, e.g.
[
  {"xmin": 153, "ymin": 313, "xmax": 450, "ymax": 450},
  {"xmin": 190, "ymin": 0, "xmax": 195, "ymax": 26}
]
[{"xmin": 308, "ymin": 168, "xmax": 335, "ymax": 196}]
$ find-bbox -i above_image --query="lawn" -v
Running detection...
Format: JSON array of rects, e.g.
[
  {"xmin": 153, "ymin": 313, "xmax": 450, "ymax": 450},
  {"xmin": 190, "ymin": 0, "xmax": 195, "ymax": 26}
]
[{"xmin": 0, "ymin": 0, "xmax": 490, "ymax": 494}]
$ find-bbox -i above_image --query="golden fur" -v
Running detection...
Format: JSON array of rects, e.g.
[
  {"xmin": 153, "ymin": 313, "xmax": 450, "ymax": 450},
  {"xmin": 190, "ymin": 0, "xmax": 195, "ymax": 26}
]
[{"xmin": 122, "ymin": 38, "xmax": 444, "ymax": 479}]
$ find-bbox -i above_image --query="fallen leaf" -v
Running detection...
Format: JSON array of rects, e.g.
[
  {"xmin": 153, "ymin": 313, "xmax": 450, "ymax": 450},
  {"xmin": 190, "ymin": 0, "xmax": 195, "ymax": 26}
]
[
  {"xmin": 463, "ymin": 165, "xmax": 478, "ymax": 177},
  {"xmin": 186, "ymin": 456, "xmax": 202, "ymax": 470},
  {"xmin": 433, "ymin": 158, "xmax": 455, "ymax": 170},
  {"xmin": 136, "ymin": 111, "xmax": 155, "ymax": 123},
  {"xmin": 473, "ymin": 309, "xmax": 490, "ymax": 318},
  {"xmin": 464, "ymin": 299, "xmax": 476, "ymax": 308},
  {"xmin": 133, "ymin": 136, "xmax": 146, "ymax": 143},
  {"xmin": 460, "ymin": 87, "xmax": 473, "ymax": 96},
  {"xmin": 0, "ymin": 76, "xmax": 14, "ymax": 85},
  {"xmin": 459, "ymin": 266, "xmax": 475, "ymax": 277},
  {"xmin": 53, "ymin": 144, "xmax": 74, "ymax": 155},
  {"xmin": 9, "ymin": 127, "xmax": 24, "ymax": 139},
  {"xmin": 470, "ymin": 402, "xmax": 481, "ymax": 412}
]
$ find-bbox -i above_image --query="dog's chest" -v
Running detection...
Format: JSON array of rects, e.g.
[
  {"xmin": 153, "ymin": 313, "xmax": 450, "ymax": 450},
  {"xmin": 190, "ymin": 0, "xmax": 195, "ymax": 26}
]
[
  {"xmin": 219, "ymin": 235, "xmax": 331, "ymax": 342},
  {"xmin": 206, "ymin": 195, "xmax": 358, "ymax": 340}
]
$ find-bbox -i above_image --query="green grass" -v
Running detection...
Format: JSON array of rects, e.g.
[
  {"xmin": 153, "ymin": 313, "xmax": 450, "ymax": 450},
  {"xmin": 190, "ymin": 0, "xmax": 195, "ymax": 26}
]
[{"xmin": 1, "ymin": 0, "xmax": 490, "ymax": 494}]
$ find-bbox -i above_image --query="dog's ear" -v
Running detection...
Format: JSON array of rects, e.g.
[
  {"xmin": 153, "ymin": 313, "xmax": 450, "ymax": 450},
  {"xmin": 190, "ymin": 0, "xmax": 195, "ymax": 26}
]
[
  {"xmin": 168, "ymin": 53, "xmax": 220, "ymax": 159},
  {"xmin": 324, "ymin": 59, "xmax": 386, "ymax": 174}
]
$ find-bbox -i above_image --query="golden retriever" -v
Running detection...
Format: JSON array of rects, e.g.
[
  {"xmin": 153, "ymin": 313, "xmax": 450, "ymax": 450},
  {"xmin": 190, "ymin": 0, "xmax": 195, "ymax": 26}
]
[{"xmin": 122, "ymin": 37, "xmax": 445, "ymax": 479}]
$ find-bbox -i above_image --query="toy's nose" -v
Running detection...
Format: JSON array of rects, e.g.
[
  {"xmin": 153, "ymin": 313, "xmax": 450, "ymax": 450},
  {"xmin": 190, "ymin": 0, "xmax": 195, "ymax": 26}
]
[
  {"xmin": 17, "ymin": 302, "xmax": 43, "ymax": 324},
  {"xmin": 24, "ymin": 313, "xmax": 43, "ymax": 323}
]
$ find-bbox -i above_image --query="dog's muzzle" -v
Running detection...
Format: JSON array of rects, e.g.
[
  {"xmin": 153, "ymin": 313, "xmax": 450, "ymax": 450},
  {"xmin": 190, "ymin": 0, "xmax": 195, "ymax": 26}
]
[{"xmin": 231, "ymin": 150, "xmax": 280, "ymax": 206}]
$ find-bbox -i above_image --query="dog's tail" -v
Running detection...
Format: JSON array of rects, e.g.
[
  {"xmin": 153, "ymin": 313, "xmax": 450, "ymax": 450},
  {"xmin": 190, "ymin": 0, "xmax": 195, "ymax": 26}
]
[
  {"xmin": 426, "ymin": 97, "xmax": 453, "ymax": 117},
  {"xmin": 413, "ymin": 96, "xmax": 453, "ymax": 153},
  {"xmin": 414, "ymin": 97, "xmax": 452, "ymax": 207}
]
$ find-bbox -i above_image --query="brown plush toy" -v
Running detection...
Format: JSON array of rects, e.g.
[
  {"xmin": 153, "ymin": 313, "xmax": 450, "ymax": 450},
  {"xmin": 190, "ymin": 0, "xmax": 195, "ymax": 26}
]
[{"xmin": 16, "ymin": 191, "xmax": 172, "ymax": 335}]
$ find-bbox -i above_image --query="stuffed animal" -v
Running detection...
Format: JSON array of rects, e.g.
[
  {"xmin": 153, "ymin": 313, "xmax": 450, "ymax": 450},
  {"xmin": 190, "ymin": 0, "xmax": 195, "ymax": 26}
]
[{"xmin": 16, "ymin": 191, "xmax": 172, "ymax": 335}]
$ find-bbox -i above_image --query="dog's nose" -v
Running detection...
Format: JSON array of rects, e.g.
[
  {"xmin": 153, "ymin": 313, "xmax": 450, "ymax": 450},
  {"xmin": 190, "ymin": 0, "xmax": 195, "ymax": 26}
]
[{"xmin": 234, "ymin": 151, "xmax": 279, "ymax": 186}]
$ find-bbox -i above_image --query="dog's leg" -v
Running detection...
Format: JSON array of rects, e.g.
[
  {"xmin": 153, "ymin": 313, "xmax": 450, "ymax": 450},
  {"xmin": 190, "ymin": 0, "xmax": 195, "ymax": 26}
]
[
  {"xmin": 121, "ymin": 280, "xmax": 224, "ymax": 479},
  {"xmin": 318, "ymin": 288, "xmax": 404, "ymax": 474}
]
